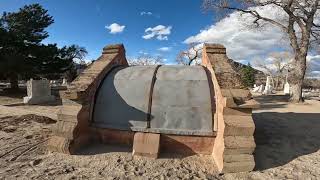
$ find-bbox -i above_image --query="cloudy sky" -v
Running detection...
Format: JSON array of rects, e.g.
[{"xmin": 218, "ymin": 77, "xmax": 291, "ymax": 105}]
[{"xmin": 1, "ymin": 0, "xmax": 319, "ymax": 77}]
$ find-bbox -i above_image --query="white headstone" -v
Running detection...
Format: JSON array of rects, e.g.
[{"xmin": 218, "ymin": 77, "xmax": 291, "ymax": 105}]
[
  {"xmin": 23, "ymin": 79, "xmax": 55, "ymax": 105},
  {"xmin": 284, "ymin": 82, "xmax": 290, "ymax": 95},
  {"xmin": 258, "ymin": 84, "xmax": 265, "ymax": 93},
  {"xmin": 62, "ymin": 78, "xmax": 67, "ymax": 86},
  {"xmin": 252, "ymin": 85, "xmax": 260, "ymax": 92},
  {"xmin": 263, "ymin": 76, "xmax": 273, "ymax": 94}
]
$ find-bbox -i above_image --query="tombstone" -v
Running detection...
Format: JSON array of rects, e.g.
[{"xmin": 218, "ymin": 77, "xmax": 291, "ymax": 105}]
[
  {"xmin": 284, "ymin": 82, "xmax": 290, "ymax": 95},
  {"xmin": 62, "ymin": 78, "xmax": 68, "ymax": 86},
  {"xmin": 263, "ymin": 76, "xmax": 273, "ymax": 95},
  {"xmin": 258, "ymin": 84, "xmax": 265, "ymax": 93},
  {"xmin": 252, "ymin": 84, "xmax": 260, "ymax": 92},
  {"xmin": 23, "ymin": 79, "xmax": 55, "ymax": 105}
]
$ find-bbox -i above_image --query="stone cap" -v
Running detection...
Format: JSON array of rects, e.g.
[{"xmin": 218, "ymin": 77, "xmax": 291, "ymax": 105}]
[
  {"xmin": 102, "ymin": 44, "xmax": 125, "ymax": 54},
  {"xmin": 221, "ymin": 89, "xmax": 260, "ymax": 109},
  {"xmin": 204, "ymin": 43, "xmax": 226, "ymax": 54}
]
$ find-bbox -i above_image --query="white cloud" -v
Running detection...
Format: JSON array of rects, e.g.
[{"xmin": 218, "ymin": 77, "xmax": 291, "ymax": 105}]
[
  {"xmin": 140, "ymin": 11, "xmax": 152, "ymax": 16},
  {"xmin": 184, "ymin": 5, "xmax": 320, "ymax": 77},
  {"xmin": 143, "ymin": 25, "xmax": 172, "ymax": 40},
  {"xmin": 138, "ymin": 50, "xmax": 148, "ymax": 55},
  {"xmin": 158, "ymin": 47, "xmax": 171, "ymax": 52},
  {"xmin": 307, "ymin": 55, "xmax": 320, "ymax": 77},
  {"xmin": 105, "ymin": 23, "xmax": 125, "ymax": 34},
  {"xmin": 140, "ymin": 11, "xmax": 160, "ymax": 18},
  {"xmin": 184, "ymin": 5, "xmax": 288, "ymax": 61}
]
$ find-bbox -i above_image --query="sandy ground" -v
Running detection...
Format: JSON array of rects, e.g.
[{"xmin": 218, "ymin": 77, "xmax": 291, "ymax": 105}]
[
  {"xmin": 226, "ymin": 95, "xmax": 320, "ymax": 180},
  {"xmin": 0, "ymin": 93, "xmax": 319, "ymax": 179},
  {"xmin": 0, "ymin": 93, "xmax": 221, "ymax": 180}
]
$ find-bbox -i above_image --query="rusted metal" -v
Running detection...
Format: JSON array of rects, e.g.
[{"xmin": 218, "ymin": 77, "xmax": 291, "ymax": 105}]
[{"xmin": 147, "ymin": 65, "xmax": 162, "ymax": 128}]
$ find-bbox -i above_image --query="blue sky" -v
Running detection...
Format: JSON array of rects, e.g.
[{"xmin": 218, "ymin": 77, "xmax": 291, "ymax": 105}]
[
  {"xmin": 0, "ymin": 0, "xmax": 215, "ymax": 63},
  {"xmin": 1, "ymin": 0, "xmax": 319, "ymax": 77}
]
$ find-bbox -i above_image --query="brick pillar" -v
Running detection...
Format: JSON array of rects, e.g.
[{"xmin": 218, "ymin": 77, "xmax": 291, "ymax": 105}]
[
  {"xmin": 203, "ymin": 43, "xmax": 245, "ymax": 89},
  {"xmin": 202, "ymin": 43, "xmax": 259, "ymax": 173},
  {"xmin": 47, "ymin": 44, "xmax": 128, "ymax": 154}
]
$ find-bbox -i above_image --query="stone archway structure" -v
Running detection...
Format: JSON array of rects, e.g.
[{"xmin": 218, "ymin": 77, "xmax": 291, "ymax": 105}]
[{"xmin": 47, "ymin": 44, "xmax": 259, "ymax": 173}]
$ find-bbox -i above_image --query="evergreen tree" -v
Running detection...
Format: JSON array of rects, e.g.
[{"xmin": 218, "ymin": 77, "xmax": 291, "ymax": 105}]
[
  {"xmin": 0, "ymin": 4, "xmax": 87, "ymax": 89},
  {"xmin": 241, "ymin": 63, "xmax": 255, "ymax": 88}
]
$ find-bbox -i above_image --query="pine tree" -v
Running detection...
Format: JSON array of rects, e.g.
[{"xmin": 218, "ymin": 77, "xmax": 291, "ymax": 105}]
[{"xmin": 241, "ymin": 63, "xmax": 255, "ymax": 88}]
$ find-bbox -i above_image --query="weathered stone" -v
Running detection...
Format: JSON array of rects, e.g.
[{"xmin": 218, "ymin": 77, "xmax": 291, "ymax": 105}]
[
  {"xmin": 224, "ymin": 115, "xmax": 255, "ymax": 136},
  {"xmin": 23, "ymin": 79, "xmax": 55, "ymax": 105},
  {"xmin": 237, "ymin": 99, "xmax": 260, "ymax": 109},
  {"xmin": 224, "ymin": 136, "xmax": 256, "ymax": 155},
  {"xmin": 132, "ymin": 132, "xmax": 160, "ymax": 159},
  {"xmin": 48, "ymin": 44, "xmax": 128, "ymax": 154},
  {"xmin": 221, "ymin": 89, "xmax": 251, "ymax": 99},
  {"xmin": 204, "ymin": 44, "xmax": 226, "ymax": 54},
  {"xmin": 284, "ymin": 82, "xmax": 290, "ymax": 94},
  {"xmin": 223, "ymin": 108, "xmax": 252, "ymax": 116},
  {"xmin": 53, "ymin": 121, "xmax": 77, "ymax": 139},
  {"xmin": 47, "ymin": 136, "xmax": 71, "ymax": 154},
  {"xmin": 263, "ymin": 76, "xmax": 273, "ymax": 94},
  {"xmin": 222, "ymin": 161, "xmax": 255, "ymax": 173},
  {"xmin": 160, "ymin": 134, "xmax": 215, "ymax": 155},
  {"xmin": 224, "ymin": 154, "xmax": 254, "ymax": 163}
]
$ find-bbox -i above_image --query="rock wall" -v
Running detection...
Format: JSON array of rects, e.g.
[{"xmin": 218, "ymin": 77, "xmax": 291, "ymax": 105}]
[
  {"xmin": 202, "ymin": 44, "xmax": 259, "ymax": 173},
  {"xmin": 47, "ymin": 44, "xmax": 128, "ymax": 153}
]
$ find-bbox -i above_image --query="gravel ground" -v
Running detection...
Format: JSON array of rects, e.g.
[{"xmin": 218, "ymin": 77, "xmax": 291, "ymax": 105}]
[
  {"xmin": 225, "ymin": 96, "xmax": 320, "ymax": 180},
  {"xmin": 0, "ymin": 94, "xmax": 319, "ymax": 179},
  {"xmin": 0, "ymin": 114, "xmax": 221, "ymax": 180}
]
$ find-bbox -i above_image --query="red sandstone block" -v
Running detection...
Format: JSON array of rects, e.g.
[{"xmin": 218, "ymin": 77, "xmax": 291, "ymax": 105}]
[{"xmin": 132, "ymin": 132, "xmax": 160, "ymax": 159}]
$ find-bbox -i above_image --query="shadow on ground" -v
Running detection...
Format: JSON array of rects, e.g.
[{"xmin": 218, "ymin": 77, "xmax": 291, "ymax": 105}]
[
  {"xmin": 253, "ymin": 95, "xmax": 289, "ymax": 110},
  {"xmin": 253, "ymin": 112, "xmax": 320, "ymax": 170},
  {"xmin": 76, "ymin": 144, "xmax": 132, "ymax": 155}
]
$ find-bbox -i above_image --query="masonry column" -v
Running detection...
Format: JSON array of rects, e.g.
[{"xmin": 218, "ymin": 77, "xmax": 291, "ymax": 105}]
[
  {"xmin": 47, "ymin": 44, "xmax": 128, "ymax": 154},
  {"xmin": 202, "ymin": 43, "xmax": 258, "ymax": 173}
]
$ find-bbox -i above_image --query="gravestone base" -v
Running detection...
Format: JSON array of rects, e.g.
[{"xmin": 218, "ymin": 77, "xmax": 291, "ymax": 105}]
[
  {"xmin": 23, "ymin": 95, "xmax": 55, "ymax": 105},
  {"xmin": 23, "ymin": 79, "xmax": 55, "ymax": 105}
]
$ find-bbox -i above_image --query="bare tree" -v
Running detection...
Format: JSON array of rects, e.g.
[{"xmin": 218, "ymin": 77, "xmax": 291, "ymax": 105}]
[
  {"xmin": 254, "ymin": 52, "xmax": 292, "ymax": 89},
  {"xmin": 128, "ymin": 54, "xmax": 164, "ymax": 66},
  {"xmin": 203, "ymin": 0, "xmax": 320, "ymax": 102},
  {"xmin": 176, "ymin": 43, "xmax": 202, "ymax": 65}
]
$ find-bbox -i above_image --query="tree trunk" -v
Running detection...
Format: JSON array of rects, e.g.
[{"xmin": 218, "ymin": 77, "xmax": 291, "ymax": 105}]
[
  {"xmin": 289, "ymin": 52, "xmax": 307, "ymax": 103},
  {"xmin": 9, "ymin": 73, "xmax": 19, "ymax": 90},
  {"xmin": 290, "ymin": 80, "xmax": 303, "ymax": 102}
]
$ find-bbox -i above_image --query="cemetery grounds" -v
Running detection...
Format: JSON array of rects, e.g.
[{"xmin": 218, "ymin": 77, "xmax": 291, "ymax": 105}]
[{"xmin": 0, "ymin": 90, "xmax": 319, "ymax": 179}]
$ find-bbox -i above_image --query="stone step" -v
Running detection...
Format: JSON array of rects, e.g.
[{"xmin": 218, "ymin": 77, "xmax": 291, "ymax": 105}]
[
  {"xmin": 132, "ymin": 132, "xmax": 160, "ymax": 159},
  {"xmin": 222, "ymin": 161, "xmax": 255, "ymax": 173},
  {"xmin": 53, "ymin": 120, "xmax": 77, "ymax": 139},
  {"xmin": 57, "ymin": 105, "xmax": 82, "ymax": 122},
  {"xmin": 224, "ymin": 136, "xmax": 255, "ymax": 155},
  {"xmin": 223, "ymin": 108, "xmax": 252, "ymax": 116},
  {"xmin": 224, "ymin": 115, "xmax": 255, "ymax": 136},
  {"xmin": 224, "ymin": 154, "xmax": 254, "ymax": 163}
]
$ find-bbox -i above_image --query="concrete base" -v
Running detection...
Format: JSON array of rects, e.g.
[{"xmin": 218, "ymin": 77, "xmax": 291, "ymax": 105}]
[{"xmin": 23, "ymin": 95, "xmax": 55, "ymax": 105}]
